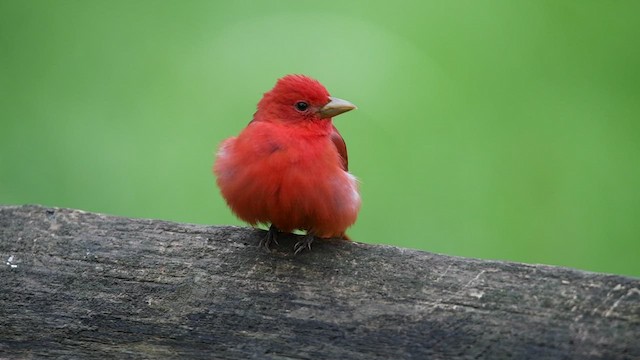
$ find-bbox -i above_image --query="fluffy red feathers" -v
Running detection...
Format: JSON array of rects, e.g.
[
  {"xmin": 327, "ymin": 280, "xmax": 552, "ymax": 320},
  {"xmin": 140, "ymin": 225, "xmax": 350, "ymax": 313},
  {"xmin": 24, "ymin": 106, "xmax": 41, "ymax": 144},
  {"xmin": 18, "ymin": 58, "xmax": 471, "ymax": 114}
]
[{"xmin": 213, "ymin": 75, "xmax": 360, "ymax": 253}]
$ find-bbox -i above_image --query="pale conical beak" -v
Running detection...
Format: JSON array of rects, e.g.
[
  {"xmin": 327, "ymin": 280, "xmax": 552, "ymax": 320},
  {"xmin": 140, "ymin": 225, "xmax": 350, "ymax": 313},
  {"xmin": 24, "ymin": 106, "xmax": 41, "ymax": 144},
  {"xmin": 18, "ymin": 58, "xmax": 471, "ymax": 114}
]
[{"xmin": 319, "ymin": 97, "xmax": 357, "ymax": 118}]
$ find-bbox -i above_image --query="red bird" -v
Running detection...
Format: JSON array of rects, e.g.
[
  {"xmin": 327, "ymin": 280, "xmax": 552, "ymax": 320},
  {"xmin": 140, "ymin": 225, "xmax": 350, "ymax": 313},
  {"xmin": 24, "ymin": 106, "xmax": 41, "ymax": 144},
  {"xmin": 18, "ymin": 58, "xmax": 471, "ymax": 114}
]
[{"xmin": 213, "ymin": 75, "xmax": 360, "ymax": 253}]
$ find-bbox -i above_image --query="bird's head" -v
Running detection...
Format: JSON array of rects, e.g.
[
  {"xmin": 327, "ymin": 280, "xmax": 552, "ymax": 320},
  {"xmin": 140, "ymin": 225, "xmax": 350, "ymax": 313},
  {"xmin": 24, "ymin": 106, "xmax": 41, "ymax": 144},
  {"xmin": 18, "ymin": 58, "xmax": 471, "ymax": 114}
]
[{"xmin": 255, "ymin": 74, "xmax": 356, "ymax": 124}]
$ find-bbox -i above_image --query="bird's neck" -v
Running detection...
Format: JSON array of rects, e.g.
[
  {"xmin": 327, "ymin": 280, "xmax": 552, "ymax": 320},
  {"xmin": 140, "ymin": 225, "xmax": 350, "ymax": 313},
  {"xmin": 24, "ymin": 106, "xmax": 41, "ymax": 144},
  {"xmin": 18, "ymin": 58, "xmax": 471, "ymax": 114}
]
[
  {"xmin": 254, "ymin": 116, "xmax": 334, "ymax": 137},
  {"xmin": 293, "ymin": 119, "xmax": 334, "ymax": 136}
]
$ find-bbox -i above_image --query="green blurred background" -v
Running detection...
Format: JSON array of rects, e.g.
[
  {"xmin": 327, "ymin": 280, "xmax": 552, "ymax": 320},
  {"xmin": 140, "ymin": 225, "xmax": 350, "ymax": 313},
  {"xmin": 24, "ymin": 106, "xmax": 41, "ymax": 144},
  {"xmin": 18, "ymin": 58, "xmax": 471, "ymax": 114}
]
[{"xmin": 1, "ymin": 1, "xmax": 639, "ymax": 276}]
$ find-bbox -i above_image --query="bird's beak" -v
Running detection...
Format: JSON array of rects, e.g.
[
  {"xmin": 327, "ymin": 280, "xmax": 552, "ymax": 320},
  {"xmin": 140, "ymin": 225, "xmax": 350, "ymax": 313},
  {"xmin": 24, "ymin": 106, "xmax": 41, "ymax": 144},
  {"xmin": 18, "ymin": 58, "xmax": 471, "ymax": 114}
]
[{"xmin": 319, "ymin": 97, "xmax": 357, "ymax": 118}]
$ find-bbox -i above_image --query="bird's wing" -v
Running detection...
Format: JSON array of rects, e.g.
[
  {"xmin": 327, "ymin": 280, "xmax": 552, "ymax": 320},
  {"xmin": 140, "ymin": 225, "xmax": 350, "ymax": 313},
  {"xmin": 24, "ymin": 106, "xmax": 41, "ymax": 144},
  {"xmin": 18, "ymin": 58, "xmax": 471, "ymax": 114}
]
[{"xmin": 330, "ymin": 125, "xmax": 349, "ymax": 171}]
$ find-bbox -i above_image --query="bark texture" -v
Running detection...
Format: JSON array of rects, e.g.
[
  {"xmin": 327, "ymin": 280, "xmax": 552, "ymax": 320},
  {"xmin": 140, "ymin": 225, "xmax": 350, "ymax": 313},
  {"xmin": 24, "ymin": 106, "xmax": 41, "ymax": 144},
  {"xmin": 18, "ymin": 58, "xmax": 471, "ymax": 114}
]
[{"xmin": 0, "ymin": 205, "xmax": 638, "ymax": 359}]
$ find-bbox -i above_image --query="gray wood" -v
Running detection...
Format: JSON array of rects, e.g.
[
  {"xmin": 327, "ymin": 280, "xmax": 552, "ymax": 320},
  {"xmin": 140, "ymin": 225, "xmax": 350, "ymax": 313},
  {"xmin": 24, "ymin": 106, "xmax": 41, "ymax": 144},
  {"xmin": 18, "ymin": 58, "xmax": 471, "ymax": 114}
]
[{"xmin": 0, "ymin": 205, "xmax": 638, "ymax": 359}]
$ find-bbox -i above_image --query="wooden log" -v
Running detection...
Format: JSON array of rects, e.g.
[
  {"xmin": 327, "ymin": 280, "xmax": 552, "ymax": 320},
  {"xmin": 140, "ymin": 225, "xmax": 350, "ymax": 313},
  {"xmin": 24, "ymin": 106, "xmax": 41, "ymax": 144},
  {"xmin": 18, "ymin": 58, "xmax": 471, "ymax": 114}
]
[{"xmin": 0, "ymin": 205, "xmax": 638, "ymax": 359}]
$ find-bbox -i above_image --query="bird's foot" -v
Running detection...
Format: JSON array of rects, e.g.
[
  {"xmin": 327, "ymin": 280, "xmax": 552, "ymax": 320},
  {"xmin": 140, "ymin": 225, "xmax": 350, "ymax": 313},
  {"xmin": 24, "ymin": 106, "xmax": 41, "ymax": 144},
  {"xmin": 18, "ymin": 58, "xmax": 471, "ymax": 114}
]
[
  {"xmin": 259, "ymin": 224, "xmax": 279, "ymax": 251},
  {"xmin": 294, "ymin": 234, "xmax": 315, "ymax": 255}
]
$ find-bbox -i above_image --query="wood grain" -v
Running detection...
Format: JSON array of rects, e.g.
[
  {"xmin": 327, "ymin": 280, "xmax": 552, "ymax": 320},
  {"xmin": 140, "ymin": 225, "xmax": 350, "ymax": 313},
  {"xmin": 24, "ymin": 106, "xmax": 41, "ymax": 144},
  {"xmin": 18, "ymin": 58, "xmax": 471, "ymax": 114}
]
[{"xmin": 1, "ymin": 205, "xmax": 638, "ymax": 359}]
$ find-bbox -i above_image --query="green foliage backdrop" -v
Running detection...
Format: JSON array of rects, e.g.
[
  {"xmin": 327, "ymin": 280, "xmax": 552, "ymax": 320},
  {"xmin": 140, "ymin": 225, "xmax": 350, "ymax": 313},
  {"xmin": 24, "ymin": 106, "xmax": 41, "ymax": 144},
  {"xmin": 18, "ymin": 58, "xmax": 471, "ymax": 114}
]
[{"xmin": 1, "ymin": 1, "xmax": 639, "ymax": 276}]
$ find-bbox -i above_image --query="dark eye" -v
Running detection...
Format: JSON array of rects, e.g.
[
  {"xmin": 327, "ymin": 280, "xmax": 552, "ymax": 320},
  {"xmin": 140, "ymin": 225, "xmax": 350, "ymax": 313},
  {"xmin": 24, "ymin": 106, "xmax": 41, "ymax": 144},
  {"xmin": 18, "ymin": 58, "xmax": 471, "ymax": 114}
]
[{"xmin": 295, "ymin": 101, "xmax": 309, "ymax": 112}]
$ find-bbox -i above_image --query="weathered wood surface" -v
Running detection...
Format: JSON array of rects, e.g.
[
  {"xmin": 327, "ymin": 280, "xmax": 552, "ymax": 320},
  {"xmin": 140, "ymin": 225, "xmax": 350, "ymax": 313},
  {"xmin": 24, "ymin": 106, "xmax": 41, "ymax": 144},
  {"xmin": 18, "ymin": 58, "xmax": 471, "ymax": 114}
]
[{"xmin": 0, "ymin": 205, "xmax": 638, "ymax": 359}]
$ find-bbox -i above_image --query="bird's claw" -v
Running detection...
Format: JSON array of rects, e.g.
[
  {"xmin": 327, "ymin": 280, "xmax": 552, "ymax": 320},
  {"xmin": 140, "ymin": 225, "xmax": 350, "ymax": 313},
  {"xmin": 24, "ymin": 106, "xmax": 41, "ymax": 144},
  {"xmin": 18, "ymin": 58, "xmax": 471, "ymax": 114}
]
[
  {"xmin": 259, "ymin": 225, "xmax": 279, "ymax": 251},
  {"xmin": 294, "ymin": 235, "xmax": 315, "ymax": 255}
]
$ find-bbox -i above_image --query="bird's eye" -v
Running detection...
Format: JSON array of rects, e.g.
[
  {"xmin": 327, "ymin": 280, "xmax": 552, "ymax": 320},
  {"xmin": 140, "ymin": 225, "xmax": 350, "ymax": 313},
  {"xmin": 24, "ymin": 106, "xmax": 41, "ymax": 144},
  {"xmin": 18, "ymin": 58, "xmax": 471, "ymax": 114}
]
[{"xmin": 294, "ymin": 101, "xmax": 309, "ymax": 112}]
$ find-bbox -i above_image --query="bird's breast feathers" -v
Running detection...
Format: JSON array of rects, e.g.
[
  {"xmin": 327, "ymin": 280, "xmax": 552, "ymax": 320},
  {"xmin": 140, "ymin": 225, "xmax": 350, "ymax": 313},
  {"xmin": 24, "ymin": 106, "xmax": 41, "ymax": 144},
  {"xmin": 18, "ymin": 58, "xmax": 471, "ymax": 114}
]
[{"xmin": 214, "ymin": 124, "xmax": 360, "ymax": 235}]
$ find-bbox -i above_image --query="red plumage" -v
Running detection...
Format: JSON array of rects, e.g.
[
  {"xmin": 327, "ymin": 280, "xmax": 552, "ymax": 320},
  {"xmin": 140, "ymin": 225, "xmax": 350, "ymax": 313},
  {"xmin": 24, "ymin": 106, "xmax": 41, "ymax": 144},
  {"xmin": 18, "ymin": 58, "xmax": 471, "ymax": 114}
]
[{"xmin": 213, "ymin": 75, "xmax": 360, "ymax": 252}]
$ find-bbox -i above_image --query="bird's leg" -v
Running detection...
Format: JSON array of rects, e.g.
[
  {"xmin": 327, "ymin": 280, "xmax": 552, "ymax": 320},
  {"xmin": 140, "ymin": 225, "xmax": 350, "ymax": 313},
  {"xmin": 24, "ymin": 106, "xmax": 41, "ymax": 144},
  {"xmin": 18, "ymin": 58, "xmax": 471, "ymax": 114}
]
[
  {"xmin": 259, "ymin": 224, "xmax": 280, "ymax": 251},
  {"xmin": 294, "ymin": 233, "xmax": 315, "ymax": 255}
]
